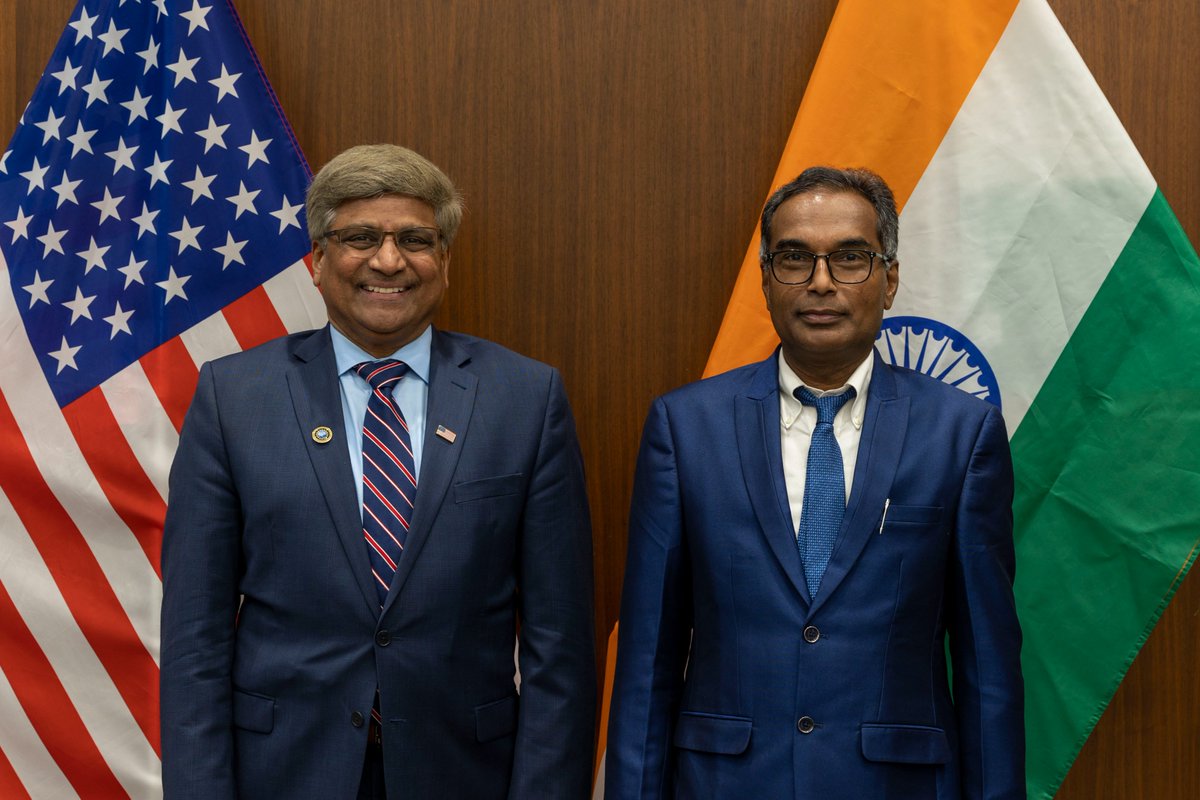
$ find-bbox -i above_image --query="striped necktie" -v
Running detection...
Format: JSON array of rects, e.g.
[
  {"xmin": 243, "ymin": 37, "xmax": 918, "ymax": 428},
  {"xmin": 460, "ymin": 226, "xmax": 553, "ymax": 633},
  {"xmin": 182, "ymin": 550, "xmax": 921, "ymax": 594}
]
[
  {"xmin": 355, "ymin": 359, "xmax": 417, "ymax": 608},
  {"xmin": 795, "ymin": 386, "xmax": 856, "ymax": 598}
]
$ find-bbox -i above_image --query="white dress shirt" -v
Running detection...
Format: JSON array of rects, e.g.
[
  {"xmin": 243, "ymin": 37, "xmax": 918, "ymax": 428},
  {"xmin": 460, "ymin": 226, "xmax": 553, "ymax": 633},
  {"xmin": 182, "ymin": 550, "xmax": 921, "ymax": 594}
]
[{"xmin": 778, "ymin": 351, "xmax": 874, "ymax": 534}]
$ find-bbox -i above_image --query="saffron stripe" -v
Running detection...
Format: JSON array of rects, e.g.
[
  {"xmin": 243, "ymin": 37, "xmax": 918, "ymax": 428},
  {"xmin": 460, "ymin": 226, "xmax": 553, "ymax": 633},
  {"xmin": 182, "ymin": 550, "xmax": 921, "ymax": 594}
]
[
  {"xmin": 61, "ymin": 389, "xmax": 166, "ymax": 575},
  {"xmin": 0, "ymin": 580, "xmax": 126, "ymax": 798},
  {"xmin": 703, "ymin": 0, "xmax": 1021, "ymax": 377},
  {"xmin": 0, "ymin": 391, "xmax": 161, "ymax": 758}
]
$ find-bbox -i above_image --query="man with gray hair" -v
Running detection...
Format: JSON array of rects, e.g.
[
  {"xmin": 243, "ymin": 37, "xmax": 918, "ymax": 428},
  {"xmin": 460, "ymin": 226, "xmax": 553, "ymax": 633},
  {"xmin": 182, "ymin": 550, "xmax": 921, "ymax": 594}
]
[{"xmin": 161, "ymin": 144, "xmax": 596, "ymax": 799}]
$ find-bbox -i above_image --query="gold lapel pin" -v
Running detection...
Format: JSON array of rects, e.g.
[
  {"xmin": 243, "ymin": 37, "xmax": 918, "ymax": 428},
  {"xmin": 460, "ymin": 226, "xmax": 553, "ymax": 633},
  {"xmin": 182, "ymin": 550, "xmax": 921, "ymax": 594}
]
[
  {"xmin": 435, "ymin": 424, "xmax": 457, "ymax": 443},
  {"xmin": 311, "ymin": 426, "xmax": 334, "ymax": 444}
]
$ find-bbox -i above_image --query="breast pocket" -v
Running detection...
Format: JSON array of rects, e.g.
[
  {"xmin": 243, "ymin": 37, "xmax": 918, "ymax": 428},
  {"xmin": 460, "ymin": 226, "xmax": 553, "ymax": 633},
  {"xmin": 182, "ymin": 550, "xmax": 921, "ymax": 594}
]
[
  {"xmin": 879, "ymin": 503, "xmax": 943, "ymax": 534},
  {"xmin": 453, "ymin": 473, "xmax": 525, "ymax": 503}
]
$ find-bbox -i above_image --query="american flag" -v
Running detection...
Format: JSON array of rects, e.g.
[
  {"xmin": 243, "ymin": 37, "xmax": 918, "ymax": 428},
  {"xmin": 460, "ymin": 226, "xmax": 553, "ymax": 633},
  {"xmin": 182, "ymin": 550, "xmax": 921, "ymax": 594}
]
[{"xmin": 0, "ymin": 1, "xmax": 323, "ymax": 796}]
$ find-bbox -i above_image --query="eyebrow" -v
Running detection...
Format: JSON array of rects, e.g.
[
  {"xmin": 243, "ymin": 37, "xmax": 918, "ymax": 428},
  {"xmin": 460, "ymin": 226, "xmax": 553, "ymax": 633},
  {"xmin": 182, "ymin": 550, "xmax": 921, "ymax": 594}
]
[{"xmin": 773, "ymin": 236, "xmax": 874, "ymax": 251}]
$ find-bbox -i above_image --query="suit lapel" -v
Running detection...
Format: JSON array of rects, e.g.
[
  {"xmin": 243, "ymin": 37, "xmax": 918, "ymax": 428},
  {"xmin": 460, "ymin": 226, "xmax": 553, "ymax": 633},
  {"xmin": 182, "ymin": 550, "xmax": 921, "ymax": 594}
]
[
  {"xmin": 383, "ymin": 330, "xmax": 476, "ymax": 613},
  {"xmin": 809, "ymin": 355, "xmax": 908, "ymax": 617},
  {"xmin": 286, "ymin": 327, "xmax": 380, "ymax": 615},
  {"xmin": 735, "ymin": 353, "xmax": 811, "ymax": 604}
]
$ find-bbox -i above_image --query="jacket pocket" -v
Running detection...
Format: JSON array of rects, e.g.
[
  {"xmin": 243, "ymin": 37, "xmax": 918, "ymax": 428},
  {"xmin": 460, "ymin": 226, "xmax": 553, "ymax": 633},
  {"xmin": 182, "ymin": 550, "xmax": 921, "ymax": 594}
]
[
  {"xmin": 880, "ymin": 503, "xmax": 943, "ymax": 530},
  {"xmin": 474, "ymin": 694, "xmax": 518, "ymax": 742},
  {"xmin": 232, "ymin": 688, "xmax": 275, "ymax": 733},
  {"xmin": 454, "ymin": 474, "xmax": 525, "ymax": 503},
  {"xmin": 860, "ymin": 723, "xmax": 951, "ymax": 764},
  {"xmin": 673, "ymin": 711, "xmax": 753, "ymax": 755}
]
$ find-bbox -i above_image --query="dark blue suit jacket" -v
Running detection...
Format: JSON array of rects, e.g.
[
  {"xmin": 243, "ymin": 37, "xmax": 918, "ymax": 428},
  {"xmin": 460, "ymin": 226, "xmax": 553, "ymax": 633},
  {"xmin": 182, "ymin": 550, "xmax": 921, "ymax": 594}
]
[
  {"xmin": 160, "ymin": 326, "xmax": 596, "ymax": 799},
  {"xmin": 607, "ymin": 350, "xmax": 1024, "ymax": 799}
]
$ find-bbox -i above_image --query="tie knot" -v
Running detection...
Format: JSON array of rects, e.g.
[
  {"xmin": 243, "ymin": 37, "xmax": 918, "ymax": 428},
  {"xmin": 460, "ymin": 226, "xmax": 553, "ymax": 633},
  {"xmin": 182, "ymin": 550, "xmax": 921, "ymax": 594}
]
[
  {"xmin": 354, "ymin": 359, "xmax": 409, "ymax": 391},
  {"xmin": 795, "ymin": 386, "xmax": 855, "ymax": 424}
]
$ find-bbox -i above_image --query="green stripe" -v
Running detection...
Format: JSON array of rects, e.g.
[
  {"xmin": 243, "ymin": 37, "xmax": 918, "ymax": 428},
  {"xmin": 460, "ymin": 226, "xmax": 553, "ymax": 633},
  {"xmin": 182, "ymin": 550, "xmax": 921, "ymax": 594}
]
[{"xmin": 1010, "ymin": 189, "xmax": 1200, "ymax": 800}]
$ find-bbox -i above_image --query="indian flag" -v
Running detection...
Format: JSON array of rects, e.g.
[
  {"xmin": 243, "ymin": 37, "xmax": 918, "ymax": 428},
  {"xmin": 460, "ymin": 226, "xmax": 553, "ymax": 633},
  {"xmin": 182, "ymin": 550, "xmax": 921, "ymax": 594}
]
[{"xmin": 698, "ymin": 0, "xmax": 1200, "ymax": 798}]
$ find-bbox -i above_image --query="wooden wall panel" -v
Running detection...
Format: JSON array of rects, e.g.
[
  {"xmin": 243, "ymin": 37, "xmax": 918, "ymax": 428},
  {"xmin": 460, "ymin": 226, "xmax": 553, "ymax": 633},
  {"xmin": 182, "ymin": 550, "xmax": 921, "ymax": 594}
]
[{"xmin": 2, "ymin": 1, "xmax": 1197, "ymax": 796}]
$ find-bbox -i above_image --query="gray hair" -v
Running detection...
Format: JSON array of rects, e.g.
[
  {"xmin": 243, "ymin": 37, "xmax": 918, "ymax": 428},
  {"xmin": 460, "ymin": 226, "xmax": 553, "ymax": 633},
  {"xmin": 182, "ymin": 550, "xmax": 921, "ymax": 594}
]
[
  {"xmin": 306, "ymin": 144, "xmax": 464, "ymax": 248},
  {"xmin": 759, "ymin": 166, "xmax": 898, "ymax": 262}
]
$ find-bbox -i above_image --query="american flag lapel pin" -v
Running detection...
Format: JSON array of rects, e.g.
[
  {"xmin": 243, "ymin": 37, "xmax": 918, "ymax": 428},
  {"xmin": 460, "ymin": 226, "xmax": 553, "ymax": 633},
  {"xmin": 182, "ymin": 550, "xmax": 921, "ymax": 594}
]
[{"xmin": 435, "ymin": 424, "xmax": 457, "ymax": 443}]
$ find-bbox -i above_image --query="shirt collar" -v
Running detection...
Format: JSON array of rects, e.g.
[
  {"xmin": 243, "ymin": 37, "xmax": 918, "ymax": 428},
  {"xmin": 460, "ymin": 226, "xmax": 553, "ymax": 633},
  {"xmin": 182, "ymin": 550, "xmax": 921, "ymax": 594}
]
[
  {"xmin": 778, "ymin": 349, "xmax": 873, "ymax": 431},
  {"xmin": 329, "ymin": 323, "xmax": 432, "ymax": 386}
]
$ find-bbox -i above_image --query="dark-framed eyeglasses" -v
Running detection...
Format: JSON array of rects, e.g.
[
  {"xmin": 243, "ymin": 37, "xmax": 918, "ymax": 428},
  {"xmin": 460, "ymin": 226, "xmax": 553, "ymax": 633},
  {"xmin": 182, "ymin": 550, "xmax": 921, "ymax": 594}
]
[
  {"xmin": 763, "ymin": 249, "xmax": 891, "ymax": 285},
  {"xmin": 324, "ymin": 226, "xmax": 442, "ymax": 257}
]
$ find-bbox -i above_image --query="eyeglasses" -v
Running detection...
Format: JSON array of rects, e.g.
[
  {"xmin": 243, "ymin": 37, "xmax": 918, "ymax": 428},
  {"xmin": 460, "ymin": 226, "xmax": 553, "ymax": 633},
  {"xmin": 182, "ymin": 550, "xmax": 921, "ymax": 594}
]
[
  {"xmin": 763, "ymin": 249, "xmax": 891, "ymax": 285},
  {"xmin": 324, "ymin": 226, "xmax": 442, "ymax": 257}
]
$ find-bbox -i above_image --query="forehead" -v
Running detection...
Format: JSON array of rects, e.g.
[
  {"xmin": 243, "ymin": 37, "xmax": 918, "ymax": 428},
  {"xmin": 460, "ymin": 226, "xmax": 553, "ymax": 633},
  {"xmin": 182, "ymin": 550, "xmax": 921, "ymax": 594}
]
[
  {"xmin": 332, "ymin": 194, "xmax": 437, "ymax": 227},
  {"xmin": 770, "ymin": 189, "xmax": 879, "ymax": 248}
]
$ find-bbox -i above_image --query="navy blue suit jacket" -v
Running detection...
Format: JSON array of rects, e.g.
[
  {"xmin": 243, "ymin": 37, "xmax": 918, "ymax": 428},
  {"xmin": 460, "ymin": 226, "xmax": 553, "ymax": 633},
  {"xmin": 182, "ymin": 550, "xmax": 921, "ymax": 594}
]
[
  {"xmin": 160, "ymin": 326, "xmax": 596, "ymax": 799},
  {"xmin": 607, "ymin": 350, "xmax": 1024, "ymax": 799}
]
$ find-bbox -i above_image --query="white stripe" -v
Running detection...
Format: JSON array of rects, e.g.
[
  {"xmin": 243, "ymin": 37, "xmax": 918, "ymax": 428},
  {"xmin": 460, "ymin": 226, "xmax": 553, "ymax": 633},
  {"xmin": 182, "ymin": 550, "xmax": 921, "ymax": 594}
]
[
  {"xmin": 262, "ymin": 258, "xmax": 327, "ymax": 333},
  {"xmin": 0, "ymin": 252, "xmax": 162, "ymax": 667},
  {"xmin": 99, "ymin": 360, "xmax": 178, "ymax": 502},
  {"xmin": 0, "ymin": 489, "xmax": 160, "ymax": 800},
  {"xmin": 0, "ymin": 664, "xmax": 79, "ymax": 799},
  {"xmin": 891, "ymin": 0, "xmax": 1155, "ymax": 433},
  {"xmin": 179, "ymin": 310, "xmax": 241, "ymax": 369}
]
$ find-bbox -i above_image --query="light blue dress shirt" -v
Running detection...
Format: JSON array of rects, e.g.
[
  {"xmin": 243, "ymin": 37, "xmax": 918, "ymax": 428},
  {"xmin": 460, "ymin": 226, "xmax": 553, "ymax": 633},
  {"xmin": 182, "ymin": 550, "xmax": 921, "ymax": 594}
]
[{"xmin": 329, "ymin": 324, "xmax": 431, "ymax": 511}]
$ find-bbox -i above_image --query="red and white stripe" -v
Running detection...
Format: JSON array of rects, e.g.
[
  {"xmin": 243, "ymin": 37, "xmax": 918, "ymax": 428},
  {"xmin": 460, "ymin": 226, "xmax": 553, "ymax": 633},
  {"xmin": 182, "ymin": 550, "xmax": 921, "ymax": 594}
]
[{"xmin": 0, "ymin": 254, "xmax": 325, "ymax": 798}]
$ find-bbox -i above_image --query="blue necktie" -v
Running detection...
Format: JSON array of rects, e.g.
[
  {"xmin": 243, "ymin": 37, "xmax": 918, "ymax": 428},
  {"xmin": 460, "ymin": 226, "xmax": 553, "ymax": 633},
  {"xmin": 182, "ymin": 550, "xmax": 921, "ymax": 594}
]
[
  {"xmin": 795, "ymin": 386, "xmax": 856, "ymax": 598},
  {"xmin": 355, "ymin": 359, "xmax": 417, "ymax": 608}
]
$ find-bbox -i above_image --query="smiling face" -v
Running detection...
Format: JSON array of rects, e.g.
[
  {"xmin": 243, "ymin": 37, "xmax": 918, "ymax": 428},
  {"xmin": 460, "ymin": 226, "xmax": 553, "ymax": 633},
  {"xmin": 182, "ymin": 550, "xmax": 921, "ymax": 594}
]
[
  {"xmin": 762, "ymin": 189, "xmax": 899, "ymax": 389},
  {"xmin": 312, "ymin": 194, "xmax": 450, "ymax": 357}
]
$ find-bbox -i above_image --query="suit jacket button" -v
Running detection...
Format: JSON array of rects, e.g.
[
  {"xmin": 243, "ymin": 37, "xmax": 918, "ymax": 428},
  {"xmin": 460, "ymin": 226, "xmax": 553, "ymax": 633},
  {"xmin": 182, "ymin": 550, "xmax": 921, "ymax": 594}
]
[
  {"xmin": 797, "ymin": 716, "xmax": 815, "ymax": 734},
  {"xmin": 375, "ymin": 629, "xmax": 391, "ymax": 647},
  {"xmin": 803, "ymin": 625, "xmax": 820, "ymax": 643},
  {"xmin": 351, "ymin": 711, "xmax": 365, "ymax": 728}
]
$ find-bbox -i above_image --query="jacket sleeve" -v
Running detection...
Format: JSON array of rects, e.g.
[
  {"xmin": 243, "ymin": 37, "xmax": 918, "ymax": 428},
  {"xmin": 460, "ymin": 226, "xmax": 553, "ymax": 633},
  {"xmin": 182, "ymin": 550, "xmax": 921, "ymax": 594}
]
[
  {"xmin": 159, "ymin": 362, "xmax": 241, "ymax": 800},
  {"xmin": 605, "ymin": 397, "xmax": 693, "ymax": 798},
  {"xmin": 507, "ymin": 368, "xmax": 598, "ymax": 798},
  {"xmin": 946, "ymin": 404, "xmax": 1026, "ymax": 799}
]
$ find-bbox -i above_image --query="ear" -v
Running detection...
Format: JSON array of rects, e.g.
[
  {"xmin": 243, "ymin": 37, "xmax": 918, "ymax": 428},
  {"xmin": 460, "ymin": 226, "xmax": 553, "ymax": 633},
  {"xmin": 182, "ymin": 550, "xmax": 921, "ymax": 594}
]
[
  {"xmin": 311, "ymin": 240, "xmax": 325, "ymax": 287},
  {"xmin": 883, "ymin": 259, "xmax": 899, "ymax": 309},
  {"xmin": 441, "ymin": 247, "xmax": 451, "ymax": 288}
]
